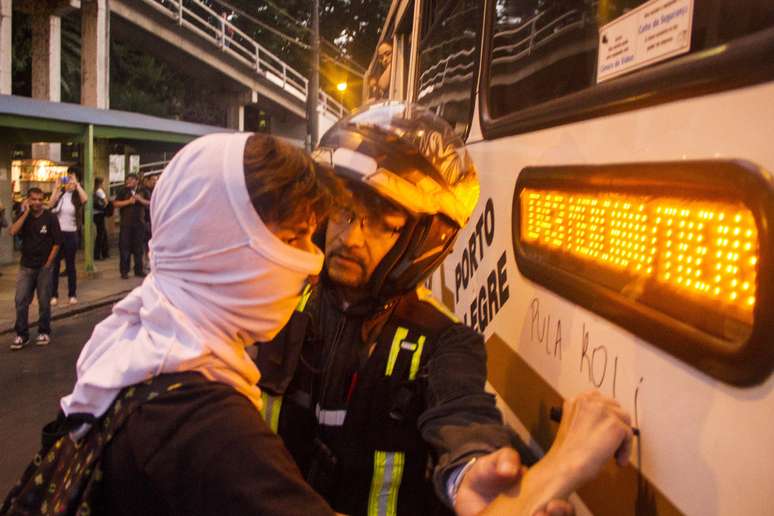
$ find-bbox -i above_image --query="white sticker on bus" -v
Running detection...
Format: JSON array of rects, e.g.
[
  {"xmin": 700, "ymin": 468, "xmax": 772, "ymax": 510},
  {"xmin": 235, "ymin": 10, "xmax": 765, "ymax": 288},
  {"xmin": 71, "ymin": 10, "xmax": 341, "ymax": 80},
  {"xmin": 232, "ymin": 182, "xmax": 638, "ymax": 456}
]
[{"xmin": 597, "ymin": 0, "xmax": 693, "ymax": 83}]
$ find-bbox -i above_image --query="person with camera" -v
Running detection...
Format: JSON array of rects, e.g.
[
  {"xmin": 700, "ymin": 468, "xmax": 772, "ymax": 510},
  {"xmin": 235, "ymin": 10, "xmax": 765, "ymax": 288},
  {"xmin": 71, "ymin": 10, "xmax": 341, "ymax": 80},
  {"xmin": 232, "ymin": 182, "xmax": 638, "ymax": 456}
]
[
  {"xmin": 48, "ymin": 167, "xmax": 87, "ymax": 306},
  {"xmin": 113, "ymin": 173, "xmax": 150, "ymax": 279},
  {"xmin": 8, "ymin": 188, "xmax": 62, "ymax": 350}
]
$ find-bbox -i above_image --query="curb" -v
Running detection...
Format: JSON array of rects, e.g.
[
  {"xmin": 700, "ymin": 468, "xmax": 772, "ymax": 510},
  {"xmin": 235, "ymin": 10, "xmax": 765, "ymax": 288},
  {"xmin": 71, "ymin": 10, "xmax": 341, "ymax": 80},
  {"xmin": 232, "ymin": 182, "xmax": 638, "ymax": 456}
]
[{"xmin": 0, "ymin": 290, "xmax": 133, "ymax": 336}]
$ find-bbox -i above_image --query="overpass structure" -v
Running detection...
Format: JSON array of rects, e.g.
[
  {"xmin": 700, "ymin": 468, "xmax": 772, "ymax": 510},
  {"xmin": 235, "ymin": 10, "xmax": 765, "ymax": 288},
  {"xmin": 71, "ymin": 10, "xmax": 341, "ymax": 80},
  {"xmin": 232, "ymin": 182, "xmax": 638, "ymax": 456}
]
[
  {"xmin": 111, "ymin": 0, "xmax": 344, "ymax": 142},
  {"xmin": 0, "ymin": 0, "xmax": 348, "ymax": 267},
  {"xmin": 0, "ymin": 0, "xmax": 344, "ymax": 145}
]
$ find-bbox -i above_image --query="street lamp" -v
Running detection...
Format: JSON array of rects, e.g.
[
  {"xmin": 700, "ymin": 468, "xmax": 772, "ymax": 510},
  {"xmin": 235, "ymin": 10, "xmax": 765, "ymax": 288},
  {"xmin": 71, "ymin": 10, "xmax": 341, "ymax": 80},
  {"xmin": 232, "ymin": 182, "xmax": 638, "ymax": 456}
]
[{"xmin": 336, "ymin": 81, "xmax": 347, "ymax": 110}]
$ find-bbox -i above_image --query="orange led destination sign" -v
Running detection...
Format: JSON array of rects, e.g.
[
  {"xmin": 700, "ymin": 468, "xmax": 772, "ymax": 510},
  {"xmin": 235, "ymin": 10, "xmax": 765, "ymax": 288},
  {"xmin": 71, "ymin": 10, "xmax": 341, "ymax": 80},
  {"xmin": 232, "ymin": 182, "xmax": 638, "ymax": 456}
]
[
  {"xmin": 521, "ymin": 189, "xmax": 758, "ymax": 323},
  {"xmin": 512, "ymin": 160, "xmax": 773, "ymax": 386}
]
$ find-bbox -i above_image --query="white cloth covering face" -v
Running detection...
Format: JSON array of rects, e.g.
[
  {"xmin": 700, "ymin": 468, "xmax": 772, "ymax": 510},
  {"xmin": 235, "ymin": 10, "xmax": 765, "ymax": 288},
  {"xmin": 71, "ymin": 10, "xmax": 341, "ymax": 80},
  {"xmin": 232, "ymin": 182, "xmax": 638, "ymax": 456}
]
[{"xmin": 61, "ymin": 132, "xmax": 324, "ymax": 418}]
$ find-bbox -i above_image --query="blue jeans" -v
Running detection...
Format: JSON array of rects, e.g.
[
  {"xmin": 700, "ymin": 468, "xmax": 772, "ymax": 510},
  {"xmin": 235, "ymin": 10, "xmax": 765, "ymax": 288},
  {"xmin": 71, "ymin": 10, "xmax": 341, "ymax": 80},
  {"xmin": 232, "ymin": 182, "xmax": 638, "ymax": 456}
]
[
  {"xmin": 52, "ymin": 231, "xmax": 78, "ymax": 298},
  {"xmin": 14, "ymin": 266, "xmax": 53, "ymax": 339}
]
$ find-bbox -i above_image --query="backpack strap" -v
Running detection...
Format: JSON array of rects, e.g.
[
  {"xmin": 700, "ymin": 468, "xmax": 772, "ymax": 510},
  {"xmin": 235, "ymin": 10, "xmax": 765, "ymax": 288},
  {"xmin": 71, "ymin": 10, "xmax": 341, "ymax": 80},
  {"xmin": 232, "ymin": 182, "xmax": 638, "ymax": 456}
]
[{"xmin": 2, "ymin": 373, "xmax": 202, "ymax": 516}]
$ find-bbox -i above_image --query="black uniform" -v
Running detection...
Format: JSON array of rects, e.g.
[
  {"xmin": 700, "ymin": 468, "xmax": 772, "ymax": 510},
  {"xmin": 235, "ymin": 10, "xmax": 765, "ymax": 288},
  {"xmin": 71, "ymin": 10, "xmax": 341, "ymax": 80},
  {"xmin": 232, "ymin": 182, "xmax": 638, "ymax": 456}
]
[
  {"xmin": 257, "ymin": 281, "xmax": 527, "ymax": 516},
  {"xmin": 115, "ymin": 186, "xmax": 148, "ymax": 276}
]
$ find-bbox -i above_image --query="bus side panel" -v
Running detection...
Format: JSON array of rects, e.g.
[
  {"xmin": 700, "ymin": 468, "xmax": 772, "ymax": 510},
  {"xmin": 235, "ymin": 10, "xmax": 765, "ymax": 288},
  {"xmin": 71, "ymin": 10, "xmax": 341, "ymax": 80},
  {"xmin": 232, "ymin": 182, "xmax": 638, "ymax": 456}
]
[{"xmin": 438, "ymin": 81, "xmax": 774, "ymax": 516}]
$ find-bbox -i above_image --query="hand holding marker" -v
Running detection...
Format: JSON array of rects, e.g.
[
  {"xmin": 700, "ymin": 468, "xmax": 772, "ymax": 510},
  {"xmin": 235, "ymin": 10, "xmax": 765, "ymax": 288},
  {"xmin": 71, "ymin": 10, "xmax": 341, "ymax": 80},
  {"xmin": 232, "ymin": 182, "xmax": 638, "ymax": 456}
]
[{"xmin": 550, "ymin": 406, "xmax": 640, "ymax": 436}]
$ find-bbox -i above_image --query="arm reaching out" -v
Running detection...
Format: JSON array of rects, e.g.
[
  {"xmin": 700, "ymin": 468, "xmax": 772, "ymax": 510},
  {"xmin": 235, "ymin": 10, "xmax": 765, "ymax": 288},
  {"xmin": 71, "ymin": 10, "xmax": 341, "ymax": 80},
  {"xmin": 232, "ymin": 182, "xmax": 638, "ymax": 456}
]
[{"xmin": 480, "ymin": 390, "xmax": 633, "ymax": 516}]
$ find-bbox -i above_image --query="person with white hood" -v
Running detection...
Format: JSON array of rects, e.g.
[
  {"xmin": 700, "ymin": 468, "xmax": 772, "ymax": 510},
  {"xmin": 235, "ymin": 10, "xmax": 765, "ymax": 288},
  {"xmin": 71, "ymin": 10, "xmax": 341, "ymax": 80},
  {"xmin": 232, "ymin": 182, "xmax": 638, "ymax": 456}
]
[{"xmin": 2, "ymin": 133, "xmax": 341, "ymax": 516}]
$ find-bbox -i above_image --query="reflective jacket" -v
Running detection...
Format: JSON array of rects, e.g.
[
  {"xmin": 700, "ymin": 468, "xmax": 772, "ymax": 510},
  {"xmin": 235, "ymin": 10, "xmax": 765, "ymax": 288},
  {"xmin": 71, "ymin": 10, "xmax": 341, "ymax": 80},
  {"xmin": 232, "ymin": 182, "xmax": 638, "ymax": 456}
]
[{"xmin": 256, "ymin": 282, "xmax": 523, "ymax": 516}]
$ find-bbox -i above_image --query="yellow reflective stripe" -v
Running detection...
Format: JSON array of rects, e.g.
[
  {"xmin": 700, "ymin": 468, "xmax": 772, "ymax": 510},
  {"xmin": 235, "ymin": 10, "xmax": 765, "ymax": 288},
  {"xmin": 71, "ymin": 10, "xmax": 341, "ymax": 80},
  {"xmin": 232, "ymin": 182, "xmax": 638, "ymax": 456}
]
[
  {"xmin": 367, "ymin": 451, "xmax": 405, "ymax": 516},
  {"xmin": 408, "ymin": 335, "xmax": 426, "ymax": 381},
  {"xmin": 296, "ymin": 284, "xmax": 313, "ymax": 312},
  {"xmin": 385, "ymin": 327, "xmax": 409, "ymax": 376},
  {"xmin": 260, "ymin": 391, "xmax": 283, "ymax": 433}
]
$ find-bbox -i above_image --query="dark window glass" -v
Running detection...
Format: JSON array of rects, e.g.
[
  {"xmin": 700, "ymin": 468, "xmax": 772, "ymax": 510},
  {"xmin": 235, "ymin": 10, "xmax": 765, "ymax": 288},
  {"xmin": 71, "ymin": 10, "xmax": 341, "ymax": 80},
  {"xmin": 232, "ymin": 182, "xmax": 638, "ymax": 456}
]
[
  {"xmin": 487, "ymin": 0, "xmax": 774, "ymax": 120},
  {"xmin": 416, "ymin": 0, "xmax": 483, "ymax": 137}
]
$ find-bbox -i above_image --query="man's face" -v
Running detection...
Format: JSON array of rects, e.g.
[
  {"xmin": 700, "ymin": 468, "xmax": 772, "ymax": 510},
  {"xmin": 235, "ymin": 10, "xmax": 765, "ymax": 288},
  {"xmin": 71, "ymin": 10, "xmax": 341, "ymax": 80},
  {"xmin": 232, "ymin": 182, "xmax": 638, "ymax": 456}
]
[
  {"xmin": 324, "ymin": 188, "xmax": 408, "ymax": 289},
  {"xmin": 28, "ymin": 192, "xmax": 44, "ymax": 213},
  {"xmin": 126, "ymin": 176, "xmax": 138, "ymax": 189}
]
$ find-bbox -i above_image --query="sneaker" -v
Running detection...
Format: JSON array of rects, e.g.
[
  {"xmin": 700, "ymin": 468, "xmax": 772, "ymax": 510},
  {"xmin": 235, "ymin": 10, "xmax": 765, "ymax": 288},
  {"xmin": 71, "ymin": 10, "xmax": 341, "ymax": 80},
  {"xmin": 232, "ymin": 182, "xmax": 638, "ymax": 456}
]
[
  {"xmin": 10, "ymin": 335, "xmax": 28, "ymax": 351},
  {"xmin": 69, "ymin": 297, "xmax": 78, "ymax": 305},
  {"xmin": 51, "ymin": 297, "xmax": 58, "ymax": 306},
  {"xmin": 121, "ymin": 273, "xmax": 129, "ymax": 279},
  {"xmin": 35, "ymin": 334, "xmax": 50, "ymax": 347},
  {"xmin": 135, "ymin": 272, "xmax": 147, "ymax": 278}
]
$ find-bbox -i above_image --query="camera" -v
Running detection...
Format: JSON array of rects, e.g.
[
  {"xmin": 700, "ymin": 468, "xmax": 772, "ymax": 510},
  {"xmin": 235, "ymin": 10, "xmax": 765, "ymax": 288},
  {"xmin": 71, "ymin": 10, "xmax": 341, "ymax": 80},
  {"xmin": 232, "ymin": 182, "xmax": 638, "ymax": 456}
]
[{"xmin": 61, "ymin": 176, "xmax": 70, "ymax": 185}]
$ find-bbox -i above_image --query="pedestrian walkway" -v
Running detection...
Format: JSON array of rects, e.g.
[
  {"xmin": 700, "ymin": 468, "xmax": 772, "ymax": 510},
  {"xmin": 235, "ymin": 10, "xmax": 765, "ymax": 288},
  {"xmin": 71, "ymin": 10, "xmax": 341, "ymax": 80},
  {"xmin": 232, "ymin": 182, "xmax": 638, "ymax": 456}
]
[{"xmin": 0, "ymin": 246, "xmax": 144, "ymax": 335}]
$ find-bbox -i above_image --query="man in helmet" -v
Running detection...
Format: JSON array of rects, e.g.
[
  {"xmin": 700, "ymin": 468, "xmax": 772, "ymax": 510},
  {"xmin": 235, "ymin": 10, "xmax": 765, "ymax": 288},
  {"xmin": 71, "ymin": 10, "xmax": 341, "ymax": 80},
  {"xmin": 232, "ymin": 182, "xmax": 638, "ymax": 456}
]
[{"xmin": 255, "ymin": 104, "xmax": 631, "ymax": 516}]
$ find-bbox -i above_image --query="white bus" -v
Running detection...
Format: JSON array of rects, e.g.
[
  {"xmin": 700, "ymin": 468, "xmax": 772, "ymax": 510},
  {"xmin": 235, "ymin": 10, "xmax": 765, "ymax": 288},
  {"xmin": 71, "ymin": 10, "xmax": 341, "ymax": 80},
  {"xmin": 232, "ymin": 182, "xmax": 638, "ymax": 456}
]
[{"xmin": 364, "ymin": 1, "xmax": 774, "ymax": 514}]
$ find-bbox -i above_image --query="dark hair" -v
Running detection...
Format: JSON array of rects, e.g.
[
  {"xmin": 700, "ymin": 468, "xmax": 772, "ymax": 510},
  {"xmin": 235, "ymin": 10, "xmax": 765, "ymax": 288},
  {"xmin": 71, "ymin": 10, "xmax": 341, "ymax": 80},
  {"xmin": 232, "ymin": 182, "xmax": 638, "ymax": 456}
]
[
  {"xmin": 68, "ymin": 166, "xmax": 82, "ymax": 181},
  {"xmin": 95, "ymin": 177, "xmax": 104, "ymax": 187},
  {"xmin": 27, "ymin": 187, "xmax": 44, "ymax": 197},
  {"xmin": 126, "ymin": 173, "xmax": 139, "ymax": 181},
  {"xmin": 243, "ymin": 134, "xmax": 345, "ymax": 226}
]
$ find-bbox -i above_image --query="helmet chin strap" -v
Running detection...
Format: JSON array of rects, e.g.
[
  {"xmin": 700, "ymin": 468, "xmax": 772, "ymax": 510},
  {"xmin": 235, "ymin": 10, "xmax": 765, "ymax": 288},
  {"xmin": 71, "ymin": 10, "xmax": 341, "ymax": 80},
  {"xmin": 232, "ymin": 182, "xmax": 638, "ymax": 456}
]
[{"xmin": 364, "ymin": 217, "xmax": 420, "ymax": 304}]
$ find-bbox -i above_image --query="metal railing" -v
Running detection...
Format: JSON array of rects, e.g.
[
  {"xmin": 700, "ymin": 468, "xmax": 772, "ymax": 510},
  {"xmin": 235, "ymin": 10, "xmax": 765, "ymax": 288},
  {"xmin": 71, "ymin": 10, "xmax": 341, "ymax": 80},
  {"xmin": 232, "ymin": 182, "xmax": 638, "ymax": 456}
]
[
  {"xmin": 491, "ymin": 10, "xmax": 588, "ymax": 66},
  {"xmin": 138, "ymin": 160, "xmax": 171, "ymax": 175},
  {"xmin": 141, "ymin": 0, "xmax": 346, "ymax": 120}
]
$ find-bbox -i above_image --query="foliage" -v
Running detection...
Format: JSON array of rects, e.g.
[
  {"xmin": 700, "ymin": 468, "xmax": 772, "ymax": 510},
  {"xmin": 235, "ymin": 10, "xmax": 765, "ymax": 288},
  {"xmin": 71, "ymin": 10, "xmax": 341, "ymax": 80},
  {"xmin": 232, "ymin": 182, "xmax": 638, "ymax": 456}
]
[
  {"xmin": 11, "ymin": 11, "xmax": 31, "ymax": 96},
  {"xmin": 10, "ymin": 1, "xmax": 392, "ymax": 123},
  {"xmin": 224, "ymin": 0, "xmax": 392, "ymax": 100},
  {"xmin": 110, "ymin": 39, "xmax": 226, "ymax": 125}
]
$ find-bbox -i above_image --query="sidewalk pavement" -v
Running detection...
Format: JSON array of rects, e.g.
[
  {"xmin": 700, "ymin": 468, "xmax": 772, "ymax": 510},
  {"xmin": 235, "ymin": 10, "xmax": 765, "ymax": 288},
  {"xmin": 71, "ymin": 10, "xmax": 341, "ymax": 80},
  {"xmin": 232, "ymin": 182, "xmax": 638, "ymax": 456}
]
[{"xmin": 0, "ymin": 246, "xmax": 144, "ymax": 336}]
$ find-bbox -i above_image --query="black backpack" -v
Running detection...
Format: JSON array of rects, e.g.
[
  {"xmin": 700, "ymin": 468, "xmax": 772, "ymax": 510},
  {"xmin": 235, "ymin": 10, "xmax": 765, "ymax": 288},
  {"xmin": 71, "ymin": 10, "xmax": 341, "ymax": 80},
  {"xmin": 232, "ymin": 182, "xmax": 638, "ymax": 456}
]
[{"xmin": 0, "ymin": 374, "xmax": 189, "ymax": 515}]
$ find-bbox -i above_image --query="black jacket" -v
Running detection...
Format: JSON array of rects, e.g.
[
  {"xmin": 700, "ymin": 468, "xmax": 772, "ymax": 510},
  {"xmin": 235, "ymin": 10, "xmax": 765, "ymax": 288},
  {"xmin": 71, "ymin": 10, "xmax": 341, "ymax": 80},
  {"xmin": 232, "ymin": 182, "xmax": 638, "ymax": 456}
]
[{"xmin": 257, "ymin": 282, "xmax": 525, "ymax": 515}]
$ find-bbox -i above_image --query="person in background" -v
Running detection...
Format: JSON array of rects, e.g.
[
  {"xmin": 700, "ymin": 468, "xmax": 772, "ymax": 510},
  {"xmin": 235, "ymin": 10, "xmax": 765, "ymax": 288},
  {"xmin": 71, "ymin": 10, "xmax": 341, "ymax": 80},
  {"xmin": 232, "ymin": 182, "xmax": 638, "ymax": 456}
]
[
  {"xmin": 93, "ymin": 177, "xmax": 110, "ymax": 261},
  {"xmin": 49, "ymin": 167, "xmax": 87, "ymax": 306},
  {"xmin": 8, "ymin": 188, "xmax": 62, "ymax": 350},
  {"xmin": 113, "ymin": 173, "xmax": 149, "ymax": 279},
  {"xmin": 376, "ymin": 42, "xmax": 392, "ymax": 98},
  {"xmin": 366, "ymin": 42, "xmax": 392, "ymax": 102}
]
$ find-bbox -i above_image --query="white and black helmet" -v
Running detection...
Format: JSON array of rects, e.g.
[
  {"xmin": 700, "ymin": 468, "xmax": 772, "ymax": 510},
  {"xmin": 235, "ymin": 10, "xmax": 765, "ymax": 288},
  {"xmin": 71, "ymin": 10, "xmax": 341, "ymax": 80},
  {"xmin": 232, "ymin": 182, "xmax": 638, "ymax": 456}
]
[{"xmin": 315, "ymin": 101, "xmax": 480, "ymax": 300}]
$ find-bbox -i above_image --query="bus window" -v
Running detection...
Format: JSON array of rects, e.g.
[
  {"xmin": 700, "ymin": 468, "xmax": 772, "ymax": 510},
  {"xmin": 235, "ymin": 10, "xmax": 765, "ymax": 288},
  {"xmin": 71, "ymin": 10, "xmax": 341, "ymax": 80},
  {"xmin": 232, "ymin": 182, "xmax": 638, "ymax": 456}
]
[
  {"xmin": 483, "ymin": 0, "xmax": 774, "ymax": 134},
  {"xmin": 416, "ymin": 0, "xmax": 483, "ymax": 138}
]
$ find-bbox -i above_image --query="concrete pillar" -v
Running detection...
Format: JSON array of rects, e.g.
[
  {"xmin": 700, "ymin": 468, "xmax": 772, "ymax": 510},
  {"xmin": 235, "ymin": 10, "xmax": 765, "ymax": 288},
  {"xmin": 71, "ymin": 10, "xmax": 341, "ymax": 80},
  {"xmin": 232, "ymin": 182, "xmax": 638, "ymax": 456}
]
[
  {"xmin": 32, "ymin": 14, "xmax": 60, "ymax": 101},
  {"xmin": 31, "ymin": 12, "xmax": 62, "ymax": 161},
  {"xmin": 0, "ymin": 143, "xmax": 13, "ymax": 265},
  {"xmin": 83, "ymin": 125, "xmax": 94, "ymax": 273},
  {"xmin": 94, "ymin": 140, "xmax": 109, "ymax": 184},
  {"xmin": 0, "ymin": 0, "xmax": 11, "ymax": 95},
  {"xmin": 269, "ymin": 111, "xmax": 306, "ymax": 148},
  {"xmin": 93, "ymin": 139, "xmax": 115, "ymax": 240},
  {"xmin": 226, "ymin": 103, "xmax": 244, "ymax": 131},
  {"xmin": 81, "ymin": 0, "xmax": 109, "ymax": 109},
  {"xmin": 224, "ymin": 90, "xmax": 256, "ymax": 132}
]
